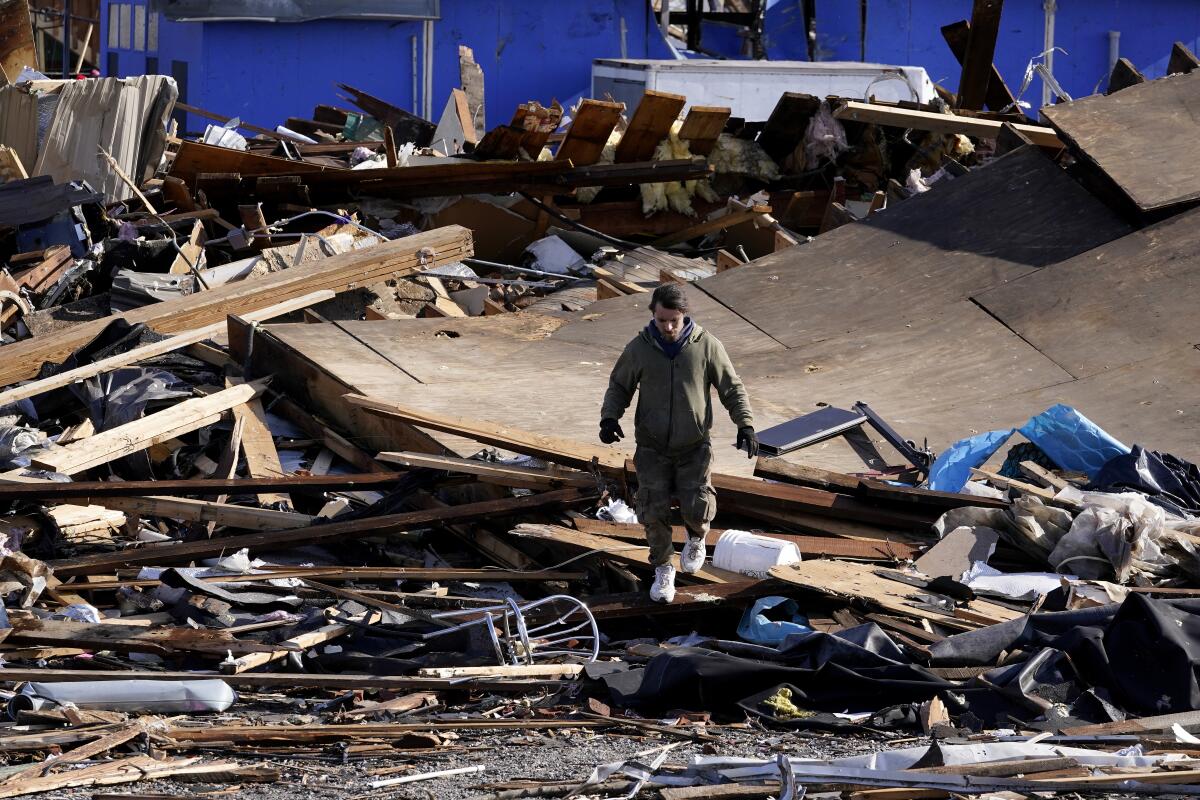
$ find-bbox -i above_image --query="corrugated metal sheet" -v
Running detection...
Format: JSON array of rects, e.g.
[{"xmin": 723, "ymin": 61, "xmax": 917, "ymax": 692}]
[{"xmin": 35, "ymin": 75, "xmax": 177, "ymax": 202}]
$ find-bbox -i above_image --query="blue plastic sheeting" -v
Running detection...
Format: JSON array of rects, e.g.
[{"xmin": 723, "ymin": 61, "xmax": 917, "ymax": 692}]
[
  {"xmin": 1017, "ymin": 404, "xmax": 1129, "ymax": 480},
  {"xmin": 926, "ymin": 429, "xmax": 1015, "ymax": 493},
  {"xmin": 737, "ymin": 596, "xmax": 811, "ymax": 646},
  {"xmin": 926, "ymin": 404, "xmax": 1130, "ymax": 493}
]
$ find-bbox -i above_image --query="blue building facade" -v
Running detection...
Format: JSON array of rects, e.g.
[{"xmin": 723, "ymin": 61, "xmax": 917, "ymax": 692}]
[
  {"xmin": 101, "ymin": 1, "xmax": 673, "ymax": 135},
  {"xmin": 100, "ymin": 1, "xmax": 1200, "ymax": 134}
]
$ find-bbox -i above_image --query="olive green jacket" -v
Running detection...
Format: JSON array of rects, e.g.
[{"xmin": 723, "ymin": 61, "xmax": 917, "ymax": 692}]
[{"xmin": 601, "ymin": 323, "xmax": 754, "ymax": 453}]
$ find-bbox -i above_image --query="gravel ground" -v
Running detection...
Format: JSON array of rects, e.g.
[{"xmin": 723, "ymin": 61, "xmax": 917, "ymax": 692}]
[{"xmin": 43, "ymin": 726, "xmax": 900, "ymax": 800}]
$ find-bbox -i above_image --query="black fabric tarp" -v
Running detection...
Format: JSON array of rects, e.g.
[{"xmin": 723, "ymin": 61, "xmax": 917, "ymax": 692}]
[
  {"xmin": 932, "ymin": 593, "xmax": 1200, "ymax": 716},
  {"xmin": 1094, "ymin": 444, "xmax": 1200, "ymax": 517}
]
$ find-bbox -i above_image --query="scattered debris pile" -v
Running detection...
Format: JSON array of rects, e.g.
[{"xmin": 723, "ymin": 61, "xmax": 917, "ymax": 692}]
[{"xmin": 1, "ymin": 13, "xmax": 1200, "ymax": 799}]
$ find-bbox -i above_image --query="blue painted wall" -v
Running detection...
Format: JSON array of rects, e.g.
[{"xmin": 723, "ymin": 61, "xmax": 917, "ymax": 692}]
[
  {"xmin": 102, "ymin": 1, "xmax": 673, "ymax": 136},
  {"xmin": 854, "ymin": 1, "xmax": 1200, "ymax": 110}
]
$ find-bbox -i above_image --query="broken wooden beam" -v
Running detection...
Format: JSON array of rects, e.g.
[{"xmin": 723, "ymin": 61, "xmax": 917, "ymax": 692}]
[
  {"xmin": 50, "ymin": 487, "xmax": 592, "ymax": 575},
  {"xmin": 0, "ymin": 226, "xmax": 474, "ymax": 388},
  {"xmin": 834, "ymin": 101, "xmax": 1061, "ymax": 148}
]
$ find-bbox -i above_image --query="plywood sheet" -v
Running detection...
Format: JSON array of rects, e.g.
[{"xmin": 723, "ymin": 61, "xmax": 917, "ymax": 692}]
[
  {"xmin": 550, "ymin": 290, "xmax": 784, "ymax": 358},
  {"xmin": 972, "ymin": 204, "xmax": 1200, "ymax": 379},
  {"xmin": 1043, "ymin": 70, "xmax": 1200, "ymax": 212},
  {"xmin": 695, "ymin": 146, "xmax": 1131, "ymax": 349}
]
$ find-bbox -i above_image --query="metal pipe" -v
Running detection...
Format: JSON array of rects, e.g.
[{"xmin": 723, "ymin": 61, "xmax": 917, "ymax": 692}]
[
  {"xmin": 411, "ymin": 35, "xmax": 418, "ymax": 115},
  {"xmin": 1041, "ymin": 0, "xmax": 1057, "ymax": 109},
  {"xmin": 422, "ymin": 19, "xmax": 434, "ymax": 121},
  {"xmin": 1108, "ymin": 30, "xmax": 1121, "ymax": 76}
]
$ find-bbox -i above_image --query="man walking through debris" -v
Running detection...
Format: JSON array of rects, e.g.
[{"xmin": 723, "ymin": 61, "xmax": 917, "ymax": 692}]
[{"xmin": 599, "ymin": 284, "xmax": 758, "ymax": 603}]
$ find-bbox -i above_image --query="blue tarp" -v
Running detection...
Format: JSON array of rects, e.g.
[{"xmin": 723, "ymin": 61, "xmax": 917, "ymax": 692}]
[
  {"xmin": 737, "ymin": 596, "xmax": 811, "ymax": 646},
  {"xmin": 926, "ymin": 404, "xmax": 1129, "ymax": 493}
]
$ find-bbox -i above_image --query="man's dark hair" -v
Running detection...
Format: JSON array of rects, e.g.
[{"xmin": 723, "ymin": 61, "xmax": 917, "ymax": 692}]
[{"xmin": 649, "ymin": 283, "xmax": 689, "ymax": 313}]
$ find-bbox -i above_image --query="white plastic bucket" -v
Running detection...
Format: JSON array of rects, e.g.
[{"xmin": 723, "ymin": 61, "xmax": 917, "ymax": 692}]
[{"xmin": 712, "ymin": 529, "xmax": 802, "ymax": 578}]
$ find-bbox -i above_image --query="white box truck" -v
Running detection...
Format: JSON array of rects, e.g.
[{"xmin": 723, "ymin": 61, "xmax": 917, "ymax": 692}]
[{"xmin": 592, "ymin": 59, "xmax": 937, "ymax": 120}]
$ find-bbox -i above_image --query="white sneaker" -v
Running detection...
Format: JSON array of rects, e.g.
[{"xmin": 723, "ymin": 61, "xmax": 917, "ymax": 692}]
[
  {"xmin": 680, "ymin": 537, "xmax": 707, "ymax": 575},
  {"xmin": 650, "ymin": 564, "xmax": 677, "ymax": 603}
]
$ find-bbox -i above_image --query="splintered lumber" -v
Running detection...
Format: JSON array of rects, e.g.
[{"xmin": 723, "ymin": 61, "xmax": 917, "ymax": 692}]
[
  {"xmin": 677, "ymin": 105, "xmax": 732, "ymax": 156},
  {"xmin": 614, "ymin": 90, "xmax": 686, "ymax": 163},
  {"xmin": 758, "ymin": 92, "xmax": 822, "ymax": 163},
  {"xmin": 0, "ymin": 472, "xmax": 407, "ymax": 500},
  {"xmin": 417, "ymin": 664, "xmax": 584, "ymax": 679},
  {"xmin": 556, "ymin": 99, "xmax": 625, "ymax": 165},
  {"xmin": 0, "ymin": 226, "xmax": 474, "ymax": 388},
  {"xmin": 509, "ymin": 523, "xmax": 737, "ymax": 583},
  {"xmin": 0, "ymin": 291, "xmax": 333, "ymax": 410},
  {"xmin": 755, "ymin": 457, "xmax": 1008, "ymax": 510},
  {"xmin": 50, "ymin": 487, "xmax": 591, "ymax": 575},
  {"xmin": 573, "ymin": 517, "xmax": 920, "ymax": 561},
  {"xmin": 61, "ymin": 567, "xmax": 587, "ymax": 592},
  {"xmin": 27, "ymin": 382, "xmax": 263, "ymax": 475},
  {"xmin": 225, "ymin": 610, "xmax": 378, "ymax": 673},
  {"xmin": 97, "ymin": 496, "xmax": 315, "ymax": 531},
  {"xmin": 5, "ymin": 617, "xmax": 284, "ymax": 657},
  {"xmin": 834, "ymin": 101, "xmax": 1061, "ymax": 148},
  {"xmin": 163, "ymin": 720, "xmax": 603, "ymax": 744},
  {"xmin": 345, "ymin": 396, "xmax": 931, "ymax": 531},
  {"xmin": 377, "ymin": 450, "xmax": 595, "ymax": 489},
  {"xmin": 228, "ymin": 378, "xmax": 289, "ymax": 505},
  {"xmin": 769, "ymin": 559, "xmax": 1022, "ymax": 625},
  {"xmin": 955, "ymin": 0, "xmax": 1005, "ymax": 110},
  {"xmin": 0, "ymin": 756, "xmax": 241, "ymax": 799},
  {"xmin": 9, "ymin": 244, "xmax": 72, "ymax": 292}
]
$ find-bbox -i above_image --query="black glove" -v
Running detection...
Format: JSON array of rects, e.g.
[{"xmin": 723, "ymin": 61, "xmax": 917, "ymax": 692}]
[
  {"xmin": 599, "ymin": 418, "xmax": 624, "ymax": 444},
  {"xmin": 736, "ymin": 426, "xmax": 759, "ymax": 459}
]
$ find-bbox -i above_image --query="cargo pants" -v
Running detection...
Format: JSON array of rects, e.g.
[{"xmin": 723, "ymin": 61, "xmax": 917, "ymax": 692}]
[{"xmin": 634, "ymin": 440, "xmax": 716, "ymax": 567}]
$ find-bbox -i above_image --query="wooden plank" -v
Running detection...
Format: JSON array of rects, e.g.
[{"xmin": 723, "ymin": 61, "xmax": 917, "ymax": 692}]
[
  {"xmin": 0, "ymin": 145, "xmax": 27, "ymax": 182},
  {"xmin": 652, "ymin": 206, "xmax": 767, "ymax": 247},
  {"xmin": 770, "ymin": 559, "xmax": 1022, "ymax": 624},
  {"xmin": 417, "ymin": 664, "xmax": 583, "ymax": 679},
  {"xmin": 97, "ymin": 496, "xmax": 315, "ymax": 531},
  {"xmin": 167, "ymin": 218, "xmax": 205, "ymax": 275},
  {"xmin": 573, "ymin": 517, "xmax": 920, "ymax": 560},
  {"xmin": 1062, "ymin": 709, "xmax": 1200, "ymax": 736},
  {"xmin": 50, "ymin": 488, "xmax": 590, "ymax": 575},
  {"xmin": 555, "ymin": 99, "xmax": 625, "ymax": 166},
  {"xmin": 754, "ymin": 457, "xmax": 864, "ymax": 493},
  {"xmin": 758, "ymin": 92, "xmax": 821, "ymax": 164},
  {"xmin": 377, "ymin": 451, "xmax": 594, "ymax": 489},
  {"xmin": 0, "ymin": 289, "xmax": 333, "ymax": 412},
  {"xmin": 1107, "ymin": 57, "xmax": 1147, "ymax": 94},
  {"xmin": 0, "ymin": 668, "xmax": 530, "ymax": 692},
  {"xmin": 835, "ymin": 101, "xmax": 1061, "ymax": 147},
  {"xmin": 677, "ymin": 105, "xmax": 731, "ymax": 157},
  {"xmin": 27, "ymin": 383, "xmax": 263, "ymax": 475},
  {"xmin": 509, "ymin": 523, "xmax": 735, "ymax": 583},
  {"xmin": 5, "ymin": 617, "xmax": 283, "ymax": 657},
  {"xmin": 0, "ymin": 472, "xmax": 405, "ymax": 500},
  {"xmin": 1042, "ymin": 69, "xmax": 1200, "ymax": 212},
  {"xmin": 0, "ymin": 225, "xmax": 473, "ymax": 388},
  {"xmin": 941, "ymin": 19, "xmax": 1018, "ymax": 113},
  {"xmin": 8, "ymin": 244, "xmax": 72, "ymax": 293},
  {"xmin": 228, "ymin": 377, "xmax": 290, "ymax": 506},
  {"xmin": 614, "ymin": 90, "xmax": 686, "ymax": 163},
  {"xmin": 226, "ymin": 610, "xmax": 377, "ymax": 673},
  {"xmin": 0, "ymin": 756, "xmax": 240, "ymax": 800},
  {"xmin": 955, "ymin": 0, "xmax": 1005, "ymax": 110}
]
